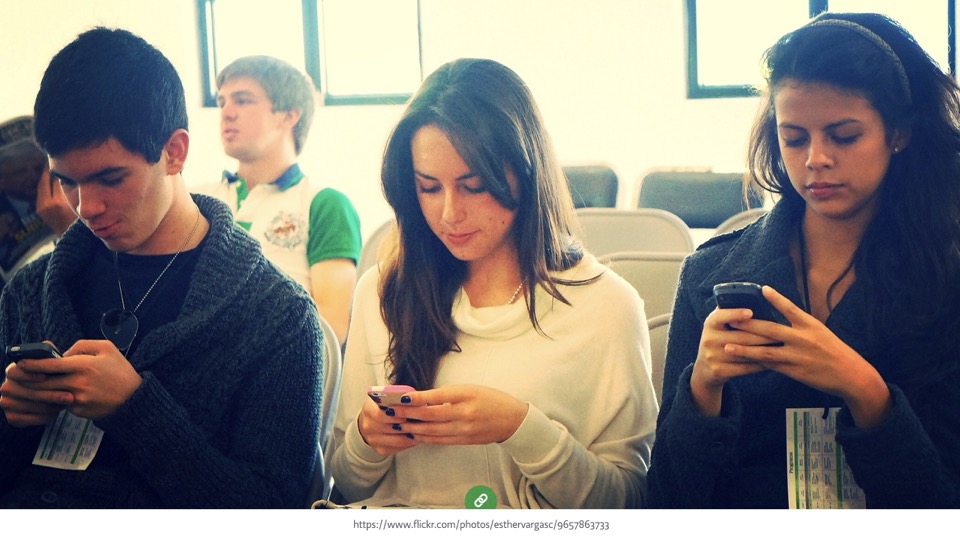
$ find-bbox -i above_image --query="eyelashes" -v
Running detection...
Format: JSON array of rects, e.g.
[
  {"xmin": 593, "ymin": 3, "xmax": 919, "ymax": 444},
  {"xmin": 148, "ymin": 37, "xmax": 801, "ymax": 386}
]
[
  {"xmin": 780, "ymin": 133, "xmax": 862, "ymax": 148},
  {"xmin": 415, "ymin": 182, "xmax": 487, "ymax": 194}
]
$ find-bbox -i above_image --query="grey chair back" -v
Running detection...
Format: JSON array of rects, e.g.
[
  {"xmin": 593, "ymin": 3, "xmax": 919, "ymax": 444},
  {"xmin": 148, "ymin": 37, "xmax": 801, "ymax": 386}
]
[
  {"xmin": 576, "ymin": 208, "xmax": 694, "ymax": 257},
  {"xmin": 563, "ymin": 164, "xmax": 618, "ymax": 208},
  {"xmin": 647, "ymin": 313, "xmax": 671, "ymax": 404},
  {"xmin": 600, "ymin": 251, "xmax": 685, "ymax": 319},
  {"xmin": 637, "ymin": 171, "xmax": 763, "ymax": 229}
]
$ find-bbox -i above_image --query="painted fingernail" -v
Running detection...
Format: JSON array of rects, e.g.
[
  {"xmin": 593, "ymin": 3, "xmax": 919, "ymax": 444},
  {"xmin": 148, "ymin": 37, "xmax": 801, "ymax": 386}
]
[
  {"xmin": 378, "ymin": 405, "xmax": 387, "ymax": 411},
  {"xmin": 385, "ymin": 408, "xmax": 395, "ymax": 417},
  {"xmin": 400, "ymin": 395, "xmax": 412, "ymax": 404},
  {"xmin": 392, "ymin": 423, "xmax": 402, "ymax": 431},
  {"xmin": 405, "ymin": 433, "xmax": 415, "ymax": 440}
]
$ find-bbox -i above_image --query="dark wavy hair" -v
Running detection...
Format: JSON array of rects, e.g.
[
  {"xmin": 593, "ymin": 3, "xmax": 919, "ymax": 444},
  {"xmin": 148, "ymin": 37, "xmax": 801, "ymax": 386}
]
[
  {"xmin": 747, "ymin": 12, "xmax": 960, "ymax": 389},
  {"xmin": 33, "ymin": 27, "xmax": 187, "ymax": 163},
  {"xmin": 379, "ymin": 58, "xmax": 586, "ymax": 389},
  {"xmin": 217, "ymin": 55, "xmax": 317, "ymax": 155}
]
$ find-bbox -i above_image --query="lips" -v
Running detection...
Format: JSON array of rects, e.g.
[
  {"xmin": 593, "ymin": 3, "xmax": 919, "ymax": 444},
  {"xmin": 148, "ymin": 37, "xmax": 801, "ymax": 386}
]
[
  {"xmin": 805, "ymin": 182, "xmax": 842, "ymax": 199},
  {"xmin": 89, "ymin": 221, "xmax": 120, "ymax": 238},
  {"xmin": 443, "ymin": 231, "xmax": 477, "ymax": 246}
]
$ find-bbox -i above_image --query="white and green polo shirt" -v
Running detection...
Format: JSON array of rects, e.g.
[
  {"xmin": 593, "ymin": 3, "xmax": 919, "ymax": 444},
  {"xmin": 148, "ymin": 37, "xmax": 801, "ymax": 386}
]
[{"xmin": 209, "ymin": 164, "xmax": 361, "ymax": 293}]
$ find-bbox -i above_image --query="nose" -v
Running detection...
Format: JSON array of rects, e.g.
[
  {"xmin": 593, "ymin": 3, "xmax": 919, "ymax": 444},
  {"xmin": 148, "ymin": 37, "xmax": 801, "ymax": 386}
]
[
  {"xmin": 440, "ymin": 189, "xmax": 466, "ymax": 225},
  {"xmin": 73, "ymin": 184, "xmax": 107, "ymax": 222},
  {"xmin": 220, "ymin": 101, "xmax": 236, "ymax": 121},
  {"xmin": 806, "ymin": 136, "xmax": 834, "ymax": 171}
]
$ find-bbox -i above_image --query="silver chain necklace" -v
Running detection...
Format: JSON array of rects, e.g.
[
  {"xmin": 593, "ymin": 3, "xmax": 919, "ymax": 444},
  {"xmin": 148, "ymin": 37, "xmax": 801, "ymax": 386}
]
[{"xmin": 100, "ymin": 208, "xmax": 202, "ymax": 353}]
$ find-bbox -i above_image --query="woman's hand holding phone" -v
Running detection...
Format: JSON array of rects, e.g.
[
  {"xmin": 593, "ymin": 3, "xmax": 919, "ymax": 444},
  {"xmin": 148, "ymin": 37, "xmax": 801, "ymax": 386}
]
[
  {"xmin": 358, "ymin": 384, "xmax": 529, "ymax": 451},
  {"xmin": 690, "ymin": 301, "xmax": 772, "ymax": 416},
  {"xmin": 358, "ymin": 385, "xmax": 420, "ymax": 457},
  {"xmin": 693, "ymin": 284, "xmax": 890, "ymax": 427},
  {"xmin": 392, "ymin": 384, "xmax": 529, "ymax": 446},
  {"xmin": 721, "ymin": 286, "xmax": 891, "ymax": 428}
]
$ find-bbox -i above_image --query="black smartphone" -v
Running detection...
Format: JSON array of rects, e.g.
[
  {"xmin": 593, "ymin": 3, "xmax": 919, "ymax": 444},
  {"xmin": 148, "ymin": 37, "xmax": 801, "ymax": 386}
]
[
  {"xmin": 5, "ymin": 342, "xmax": 62, "ymax": 361},
  {"xmin": 712, "ymin": 282, "xmax": 780, "ymax": 322}
]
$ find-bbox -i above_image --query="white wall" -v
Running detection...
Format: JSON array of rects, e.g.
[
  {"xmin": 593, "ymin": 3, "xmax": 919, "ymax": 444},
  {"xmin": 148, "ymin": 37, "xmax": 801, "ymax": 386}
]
[{"xmin": 0, "ymin": 0, "xmax": 763, "ymax": 240}]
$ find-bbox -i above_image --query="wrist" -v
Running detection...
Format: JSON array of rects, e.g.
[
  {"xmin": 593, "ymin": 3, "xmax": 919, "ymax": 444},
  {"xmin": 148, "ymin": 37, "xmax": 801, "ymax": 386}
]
[
  {"xmin": 842, "ymin": 370, "xmax": 891, "ymax": 429},
  {"xmin": 690, "ymin": 363, "xmax": 725, "ymax": 416}
]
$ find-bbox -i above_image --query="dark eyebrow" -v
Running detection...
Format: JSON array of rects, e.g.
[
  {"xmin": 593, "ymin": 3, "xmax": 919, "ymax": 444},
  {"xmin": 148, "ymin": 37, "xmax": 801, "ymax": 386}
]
[
  {"xmin": 778, "ymin": 119, "xmax": 861, "ymax": 131},
  {"xmin": 49, "ymin": 166, "xmax": 127, "ymax": 185},
  {"xmin": 414, "ymin": 169, "xmax": 477, "ymax": 182}
]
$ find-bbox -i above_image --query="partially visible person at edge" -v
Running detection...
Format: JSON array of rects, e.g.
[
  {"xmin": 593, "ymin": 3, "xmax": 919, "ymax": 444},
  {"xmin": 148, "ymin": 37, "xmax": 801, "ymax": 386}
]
[
  {"xmin": 204, "ymin": 55, "xmax": 361, "ymax": 344},
  {"xmin": 328, "ymin": 58, "xmax": 657, "ymax": 509},
  {"xmin": 0, "ymin": 27, "xmax": 322, "ymax": 508},
  {"xmin": 648, "ymin": 12, "xmax": 960, "ymax": 508},
  {"xmin": 0, "ymin": 115, "xmax": 75, "ymax": 287}
]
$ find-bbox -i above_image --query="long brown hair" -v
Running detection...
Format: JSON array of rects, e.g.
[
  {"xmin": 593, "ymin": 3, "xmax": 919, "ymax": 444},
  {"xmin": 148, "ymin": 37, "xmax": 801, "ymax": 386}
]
[{"xmin": 379, "ymin": 58, "xmax": 586, "ymax": 389}]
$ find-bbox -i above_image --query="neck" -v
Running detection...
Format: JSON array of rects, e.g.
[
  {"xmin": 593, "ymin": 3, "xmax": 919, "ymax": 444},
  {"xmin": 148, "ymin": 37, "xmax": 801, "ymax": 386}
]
[
  {"xmin": 801, "ymin": 206, "xmax": 870, "ymax": 264},
  {"xmin": 235, "ymin": 150, "xmax": 297, "ymax": 190},
  {"xmin": 796, "ymin": 205, "xmax": 871, "ymax": 320},
  {"xmin": 462, "ymin": 250, "xmax": 523, "ymax": 308},
  {"xmin": 133, "ymin": 181, "xmax": 208, "ymax": 255}
]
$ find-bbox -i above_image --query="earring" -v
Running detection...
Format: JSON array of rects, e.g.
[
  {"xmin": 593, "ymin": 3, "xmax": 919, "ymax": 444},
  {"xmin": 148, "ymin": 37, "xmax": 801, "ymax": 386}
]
[{"xmin": 893, "ymin": 146, "xmax": 900, "ymax": 153}]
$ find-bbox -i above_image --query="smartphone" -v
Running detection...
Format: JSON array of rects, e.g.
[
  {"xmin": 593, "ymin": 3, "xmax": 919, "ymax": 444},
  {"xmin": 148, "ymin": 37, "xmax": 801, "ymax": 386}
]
[
  {"xmin": 712, "ymin": 282, "xmax": 780, "ymax": 322},
  {"xmin": 5, "ymin": 342, "xmax": 62, "ymax": 361},
  {"xmin": 367, "ymin": 385, "xmax": 416, "ymax": 406}
]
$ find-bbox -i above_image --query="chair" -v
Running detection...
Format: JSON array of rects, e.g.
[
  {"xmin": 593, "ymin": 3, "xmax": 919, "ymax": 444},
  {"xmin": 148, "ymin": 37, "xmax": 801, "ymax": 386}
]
[
  {"xmin": 575, "ymin": 208, "xmax": 694, "ymax": 257},
  {"xmin": 647, "ymin": 313, "xmax": 671, "ymax": 404},
  {"xmin": 357, "ymin": 218, "xmax": 396, "ymax": 276},
  {"xmin": 637, "ymin": 171, "xmax": 764, "ymax": 229},
  {"xmin": 307, "ymin": 315, "xmax": 343, "ymax": 505},
  {"xmin": 563, "ymin": 164, "xmax": 618, "ymax": 208},
  {"xmin": 600, "ymin": 251, "xmax": 685, "ymax": 319},
  {"xmin": 713, "ymin": 207, "xmax": 767, "ymax": 236}
]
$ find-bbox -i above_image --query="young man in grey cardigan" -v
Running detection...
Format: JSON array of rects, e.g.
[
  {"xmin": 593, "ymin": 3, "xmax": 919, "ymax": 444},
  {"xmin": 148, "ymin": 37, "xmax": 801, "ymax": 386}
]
[{"xmin": 0, "ymin": 27, "xmax": 323, "ymax": 508}]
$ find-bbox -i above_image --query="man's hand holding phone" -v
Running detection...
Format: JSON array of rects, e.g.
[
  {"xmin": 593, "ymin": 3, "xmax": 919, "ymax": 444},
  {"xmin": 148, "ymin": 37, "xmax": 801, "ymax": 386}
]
[
  {"xmin": 2, "ymin": 342, "xmax": 74, "ymax": 426},
  {"xmin": 1, "ymin": 339, "xmax": 142, "ymax": 427}
]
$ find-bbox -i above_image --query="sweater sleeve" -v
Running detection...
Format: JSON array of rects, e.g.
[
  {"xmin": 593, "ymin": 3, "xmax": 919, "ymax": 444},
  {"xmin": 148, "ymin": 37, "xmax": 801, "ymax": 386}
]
[
  {"xmin": 836, "ymin": 380, "xmax": 960, "ymax": 508},
  {"xmin": 94, "ymin": 295, "xmax": 323, "ymax": 509},
  {"xmin": 327, "ymin": 269, "xmax": 394, "ymax": 502},
  {"xmin": 497, "ymin": 278, "xmax": 657, "ymax": 509},
  {"xmin": 0, "ymin": 278, "xmax": 45, "ymax": 492},
  {"xmin": 646, "ymin": 258, "xmax": 745, "ymax": 508}
]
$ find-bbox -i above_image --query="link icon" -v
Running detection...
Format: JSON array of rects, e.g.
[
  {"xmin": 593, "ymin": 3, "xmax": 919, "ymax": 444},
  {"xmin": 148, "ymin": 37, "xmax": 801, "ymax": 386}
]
[{"xmin": 465, "ymin": 485, "xmax": 497, "ymax": 509}]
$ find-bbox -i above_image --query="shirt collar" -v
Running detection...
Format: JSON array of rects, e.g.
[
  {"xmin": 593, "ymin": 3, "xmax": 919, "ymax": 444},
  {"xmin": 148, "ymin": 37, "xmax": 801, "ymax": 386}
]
[{"xmin": 222, "ymin": 163, "xmax": 303, "ymax": 192}]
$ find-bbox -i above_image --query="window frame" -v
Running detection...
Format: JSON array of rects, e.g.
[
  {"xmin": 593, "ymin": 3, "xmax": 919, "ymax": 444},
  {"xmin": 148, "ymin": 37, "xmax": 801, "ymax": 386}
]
[
  {"xmin": 196, "ymin": 0, "xmax": 422, "ymax": 107},
  {"xmin": 685, "ymin": 0, "xmax": 957, "ymax": 99}
]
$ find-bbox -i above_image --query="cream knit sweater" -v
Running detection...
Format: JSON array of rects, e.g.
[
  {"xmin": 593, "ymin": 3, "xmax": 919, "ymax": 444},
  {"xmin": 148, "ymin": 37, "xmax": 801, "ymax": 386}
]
[{"xmin": 330, "ymin": 254, "xmax": 658, "ymax": 508}]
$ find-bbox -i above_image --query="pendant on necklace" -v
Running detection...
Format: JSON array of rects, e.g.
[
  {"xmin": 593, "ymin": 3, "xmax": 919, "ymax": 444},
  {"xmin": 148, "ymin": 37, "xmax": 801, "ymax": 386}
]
[{"xmin": 100, "ymin": 308, "xmax": 139, "ymax": 351}]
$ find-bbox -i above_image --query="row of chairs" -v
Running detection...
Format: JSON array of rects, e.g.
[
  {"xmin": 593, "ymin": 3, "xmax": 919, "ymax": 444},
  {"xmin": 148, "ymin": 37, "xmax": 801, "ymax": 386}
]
[
  {"xmin": 564, "ymin": 166, "xmax": 765, "ymax": 231},
  {"xmin": 358, "ymin": 207, "xmax": 766, "ymax": 277}
]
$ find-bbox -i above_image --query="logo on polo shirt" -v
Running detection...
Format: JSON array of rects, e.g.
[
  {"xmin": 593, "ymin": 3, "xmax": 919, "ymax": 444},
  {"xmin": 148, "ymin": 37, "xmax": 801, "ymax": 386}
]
[{"xmin": 263, "ymin": 211, "xmax": 306, "ymax": 249}]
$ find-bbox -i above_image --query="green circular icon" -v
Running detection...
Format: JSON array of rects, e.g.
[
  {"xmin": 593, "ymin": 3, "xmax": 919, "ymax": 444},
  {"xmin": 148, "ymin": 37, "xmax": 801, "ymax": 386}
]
[{"xmin": 464, "ymin": 485, "xmax": 497, "ymax": 509}]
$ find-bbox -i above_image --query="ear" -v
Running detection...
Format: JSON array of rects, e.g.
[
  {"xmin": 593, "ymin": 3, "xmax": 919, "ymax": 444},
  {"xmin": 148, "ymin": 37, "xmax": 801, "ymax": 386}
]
[
  {"xmin": 281, "ymin": 108, "xmax": 302, "ymax": 130},
  {"xmin": 891, "ymin": 128, "xmax": 911, "ymax": 153},
  {"xmin": 163, "ymin": 129, "xmax": 190, "ymax": 174}
]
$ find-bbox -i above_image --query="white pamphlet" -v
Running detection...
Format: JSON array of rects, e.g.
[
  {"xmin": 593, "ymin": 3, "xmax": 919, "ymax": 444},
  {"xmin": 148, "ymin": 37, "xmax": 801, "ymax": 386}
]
[
  {"xmin": 786, "ymin": 407, "xmax": 866, "ymax": 509},
  {"xmin": 32, "ymin": 409, "xmax": 103, "ymax": 471}
]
